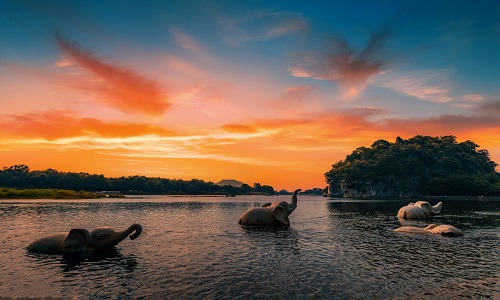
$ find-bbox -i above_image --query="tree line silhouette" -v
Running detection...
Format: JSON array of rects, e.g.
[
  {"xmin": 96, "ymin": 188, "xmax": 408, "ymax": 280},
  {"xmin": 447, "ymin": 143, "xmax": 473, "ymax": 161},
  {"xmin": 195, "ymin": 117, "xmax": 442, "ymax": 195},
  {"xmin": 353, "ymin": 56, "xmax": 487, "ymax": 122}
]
[
  {"xmin": 0, "ymin": 164, "xmax": 277, "ymax": 195},
  {"xmin": 325, "ymin": 135, "xmax": 500, "ymax": 197}
]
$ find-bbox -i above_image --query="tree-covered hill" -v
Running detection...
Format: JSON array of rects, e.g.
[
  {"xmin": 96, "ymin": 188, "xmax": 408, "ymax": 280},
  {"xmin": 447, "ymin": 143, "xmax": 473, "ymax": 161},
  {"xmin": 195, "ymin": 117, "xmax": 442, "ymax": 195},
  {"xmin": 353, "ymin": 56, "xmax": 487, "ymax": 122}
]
[
  {"xmin": 325, "ymin": 135, "xmax": 500, "ymax": 197},
  {"xmin": 0, "ymin": 165, "xmax": 276, "ymax": 195}
]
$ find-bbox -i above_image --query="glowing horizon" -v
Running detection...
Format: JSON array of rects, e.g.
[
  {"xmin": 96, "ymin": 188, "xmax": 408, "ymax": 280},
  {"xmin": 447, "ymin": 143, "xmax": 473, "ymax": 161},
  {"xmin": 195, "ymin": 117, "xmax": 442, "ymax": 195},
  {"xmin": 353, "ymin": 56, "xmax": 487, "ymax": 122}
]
[{"xmin": 1, "ymin": 1, "xmax": 499, "ymax": 191}]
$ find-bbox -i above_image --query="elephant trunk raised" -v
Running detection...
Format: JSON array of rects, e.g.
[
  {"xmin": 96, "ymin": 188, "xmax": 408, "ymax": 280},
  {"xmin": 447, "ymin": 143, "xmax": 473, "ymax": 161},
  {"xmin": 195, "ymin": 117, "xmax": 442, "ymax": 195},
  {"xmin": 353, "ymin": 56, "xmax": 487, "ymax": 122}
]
[
  {"xmin": 288, "ymin": 188, "xmax": 299, "ymax": 212},
  {"xmin": 114, "ymin": 223, "xmax": 142, "ymax": 243},
  {"xmin": 127, "ymin": 224, "xmax": 143, "ymax": 240},
  {"xmin": 428, "ymin": 201, "xmax": 443, "ymax": 215},
  {"xmin": 89, "ymin": 224, "xmax": 143, "ymax": 249}
]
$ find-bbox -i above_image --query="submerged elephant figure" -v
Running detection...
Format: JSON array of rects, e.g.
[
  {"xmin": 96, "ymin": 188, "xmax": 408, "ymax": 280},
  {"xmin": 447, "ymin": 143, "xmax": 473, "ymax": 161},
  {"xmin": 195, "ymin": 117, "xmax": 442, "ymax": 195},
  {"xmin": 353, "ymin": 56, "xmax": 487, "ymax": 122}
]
[
  {"xmin": 27, "ymin": 224, "xmax": 142, "ymax": 256},
  {"xmin": 397, "ymin": 201, "xmax": 443, "ymax": 219},
  {"xmin": 239, "ymin": 189, "xmax": 301, "ymax": 227},
  {"xmin": 395, "ymin": 224, "xmax": 464, "ymax": 237}
]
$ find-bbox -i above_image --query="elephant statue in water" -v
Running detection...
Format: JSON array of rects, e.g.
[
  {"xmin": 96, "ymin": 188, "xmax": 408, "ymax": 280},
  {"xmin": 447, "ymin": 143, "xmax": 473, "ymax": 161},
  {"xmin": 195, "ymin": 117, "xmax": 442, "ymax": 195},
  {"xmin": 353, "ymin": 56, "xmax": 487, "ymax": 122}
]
[
  {"xmin": 397, "ymin": 201, "xmax": 443, "ymax": 219},
  {"xmin": 27, "ymin": 224, "xmax": 143, "ymax": 256},
  {"xmin": 395, "ymin": 224, "xmax": 464, "ymax": 237},
  {"xmin": 239, "ymin": 189, "xmax": 301, "ymax": 227}
]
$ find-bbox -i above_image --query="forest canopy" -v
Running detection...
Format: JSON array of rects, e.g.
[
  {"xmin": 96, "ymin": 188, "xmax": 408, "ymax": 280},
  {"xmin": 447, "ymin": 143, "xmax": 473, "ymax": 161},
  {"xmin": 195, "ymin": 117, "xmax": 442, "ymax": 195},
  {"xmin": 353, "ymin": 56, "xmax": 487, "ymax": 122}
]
[{"xmin": 325, "ymin": 135, "xmax": 500, "ymax": 197}]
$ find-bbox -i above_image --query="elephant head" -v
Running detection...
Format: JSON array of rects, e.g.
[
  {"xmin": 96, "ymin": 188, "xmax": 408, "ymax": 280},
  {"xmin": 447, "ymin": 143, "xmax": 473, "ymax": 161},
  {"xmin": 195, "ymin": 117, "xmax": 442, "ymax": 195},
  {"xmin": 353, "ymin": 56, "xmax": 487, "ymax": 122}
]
[
  {"xmin": 27, "ymin": 224, "xmax": 143, "ymax": 256},
  {"xmin": 239, "ymin": 189, "xmax": 301, "ymax": 227},
  {"xmin": 87, "ymin": 224, "xmax": 143, "ymax": 250},
  {"xmin": 64, "ymin": 229, "xmax": 91, "ymax": 253},
  {"xmin": 397, "ymin": 201, "xmax": 443, "ymax": 219},
  {"xmin": 414, "ymin": 201, "xmax": 442, "ymax": 216},
  {"xmin": 394, "ymin": 224, "xmax": 463, "ymax": 237}
]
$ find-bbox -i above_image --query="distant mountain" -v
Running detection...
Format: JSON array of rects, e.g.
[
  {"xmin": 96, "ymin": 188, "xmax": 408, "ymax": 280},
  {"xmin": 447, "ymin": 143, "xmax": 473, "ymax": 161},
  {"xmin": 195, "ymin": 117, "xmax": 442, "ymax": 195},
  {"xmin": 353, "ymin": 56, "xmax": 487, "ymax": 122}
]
[{"xmin": 216, "ymin": 179, "xmax": 245, "ymax": 187}]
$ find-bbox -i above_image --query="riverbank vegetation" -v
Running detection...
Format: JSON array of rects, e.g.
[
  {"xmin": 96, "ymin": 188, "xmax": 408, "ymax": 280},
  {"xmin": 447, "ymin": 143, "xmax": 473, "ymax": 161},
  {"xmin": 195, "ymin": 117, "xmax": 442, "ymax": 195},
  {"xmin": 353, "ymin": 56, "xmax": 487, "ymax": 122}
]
[
  {"xmin": 0, "ymin": 188, "xmax": 100, "ymax": 199},
  {"xmin": 325, "ymin": 135, "xmax": 500, "ymax": 197},
  {"xmin": 0, "ymin": 165, "xmax": 277, "ymax": 196}
]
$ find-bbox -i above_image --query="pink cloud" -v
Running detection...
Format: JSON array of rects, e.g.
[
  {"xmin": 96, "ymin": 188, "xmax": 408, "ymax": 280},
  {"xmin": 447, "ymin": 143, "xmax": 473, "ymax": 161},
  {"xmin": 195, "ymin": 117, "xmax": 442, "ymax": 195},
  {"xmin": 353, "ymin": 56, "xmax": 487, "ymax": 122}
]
[
  {"xmin": 459, "ymin": 94, "xmax": 485, "ymax": 102},
  {"xmin": 289, "ymin": 28, "xmax": 390, "ymax": 99}
]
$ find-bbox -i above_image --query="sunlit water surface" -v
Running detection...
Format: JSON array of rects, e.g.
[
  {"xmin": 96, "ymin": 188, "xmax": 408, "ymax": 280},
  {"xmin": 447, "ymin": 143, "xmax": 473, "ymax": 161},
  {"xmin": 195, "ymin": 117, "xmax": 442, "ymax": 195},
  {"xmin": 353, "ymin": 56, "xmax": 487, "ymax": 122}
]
[{"xmin": 0, "ymin": 196, "xmax": 498, "ymax": 299}]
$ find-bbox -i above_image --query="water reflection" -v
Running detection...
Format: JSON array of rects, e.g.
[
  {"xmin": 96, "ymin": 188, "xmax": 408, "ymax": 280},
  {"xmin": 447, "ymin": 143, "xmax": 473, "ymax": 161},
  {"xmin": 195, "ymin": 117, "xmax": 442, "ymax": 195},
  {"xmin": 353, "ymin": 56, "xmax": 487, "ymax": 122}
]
[
  {"xmin": 27, "ymin": 247, "xmax": 138, "ymax": 272},
  {"xmin": 240, "ymin": 226, "xmax": 301, "ymax": 255},
  {"xmin": 239, "ymin": 224, "xmax": 290, "ymax": 233},
  {"xmin": 326, "ymin": 200, "xmax": 398, "ymax": 214},
  {"xmin": 1, "ymin": 196, "xmax": 499, "ymax": 299}
]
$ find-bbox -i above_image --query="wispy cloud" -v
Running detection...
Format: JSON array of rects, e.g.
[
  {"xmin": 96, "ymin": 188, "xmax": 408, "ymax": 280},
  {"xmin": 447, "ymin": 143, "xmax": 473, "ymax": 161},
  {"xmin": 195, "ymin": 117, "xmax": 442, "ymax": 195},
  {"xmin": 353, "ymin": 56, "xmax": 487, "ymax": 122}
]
[
  {"xmin": 243, "ymin": 12, "xmax": 308, "ymax": 41},
  {"xmin": 222, "ymin": 11, "xmax": 308, "ymax": 44},
  {"xmin": 279, "ymin": 85, "xmax": 314, "ymax": 103},
  {"xmin": 289, "ymin": 28, "xmax": 391, "ymax": 99},
  {"xmin": 349, "ymin": 106, "xmax": 389, "ymax": 117},
  {"xmin": 171, "ymin": 28, "xmax": 206, "ymax": 54},
  {"xmin": 54, "ymin": 33, "xmax": 170, "ymax": 116},
  {"xmin": 375, "ymin": 70, "xmax": 454, "ymax": 103},
  {"xmin": 165, "ymin": 55, "xmax": 204, "ymax": 77},
  {"xmin": 458, "ymin": 94, "xmax": 485, "ymax": 102}
]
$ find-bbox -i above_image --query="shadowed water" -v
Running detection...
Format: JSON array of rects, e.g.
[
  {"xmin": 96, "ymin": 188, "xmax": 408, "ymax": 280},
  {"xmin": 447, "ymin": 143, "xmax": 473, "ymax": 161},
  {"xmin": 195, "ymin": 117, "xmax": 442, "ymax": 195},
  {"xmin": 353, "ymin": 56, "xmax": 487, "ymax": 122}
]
[{"xmin": 0, "ymin": 196, "xmax": 498, "ymax": 299}]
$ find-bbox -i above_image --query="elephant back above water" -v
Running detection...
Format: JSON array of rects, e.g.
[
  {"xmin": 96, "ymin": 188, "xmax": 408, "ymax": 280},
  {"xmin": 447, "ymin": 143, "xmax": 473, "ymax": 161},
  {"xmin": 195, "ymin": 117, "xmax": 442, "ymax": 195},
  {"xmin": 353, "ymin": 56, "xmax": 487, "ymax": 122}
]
[
  {"xmin": 27, "ymin": 224, "xmax": 142, "ymax": 256},
  {"xmin": 395, "ymin": 224, "xmax": 464, "ymax": 237},
  {"xmin": 397, "ymin": 201, "xmax": 443, "ymax": 219},
  {"xmin": 239, "ymin": 189, "xmax": 301, "ymax": 227}
]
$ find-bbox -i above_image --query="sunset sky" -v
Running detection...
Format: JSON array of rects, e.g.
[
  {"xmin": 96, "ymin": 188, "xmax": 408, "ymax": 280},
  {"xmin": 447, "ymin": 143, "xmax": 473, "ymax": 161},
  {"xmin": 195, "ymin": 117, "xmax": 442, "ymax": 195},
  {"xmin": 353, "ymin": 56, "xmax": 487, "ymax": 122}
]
[{"xmin": 1, "ymin": 0, "xmax": 499, "ymax": 191}]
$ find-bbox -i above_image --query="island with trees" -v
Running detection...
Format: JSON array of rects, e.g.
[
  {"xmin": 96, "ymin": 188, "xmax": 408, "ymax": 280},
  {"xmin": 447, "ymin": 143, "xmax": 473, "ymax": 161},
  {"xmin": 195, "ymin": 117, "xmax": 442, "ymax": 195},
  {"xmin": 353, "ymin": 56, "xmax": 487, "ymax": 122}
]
[{"xmin": 325, "ymin": 135, "xmax": 500, "ymax": 198}]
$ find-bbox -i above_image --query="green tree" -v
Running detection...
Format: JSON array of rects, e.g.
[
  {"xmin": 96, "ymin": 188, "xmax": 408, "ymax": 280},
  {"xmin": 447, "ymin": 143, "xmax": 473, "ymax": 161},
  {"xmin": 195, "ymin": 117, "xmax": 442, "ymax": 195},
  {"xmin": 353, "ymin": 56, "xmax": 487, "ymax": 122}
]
[{"xmin": 325, "ymin": 135, "xmax": 500, "ymax": 197}]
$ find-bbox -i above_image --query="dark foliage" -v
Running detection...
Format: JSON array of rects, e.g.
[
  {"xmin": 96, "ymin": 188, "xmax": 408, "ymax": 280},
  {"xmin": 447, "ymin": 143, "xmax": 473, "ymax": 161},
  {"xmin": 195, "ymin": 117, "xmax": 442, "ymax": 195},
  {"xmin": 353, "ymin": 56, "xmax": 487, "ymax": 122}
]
[
  {"xmin": 325, "ymin": 135, "xmax": 500, "ymax": 197},
  {"xmin": 0, "ymin": 164, "xmax": 276, "ymax": 195}
]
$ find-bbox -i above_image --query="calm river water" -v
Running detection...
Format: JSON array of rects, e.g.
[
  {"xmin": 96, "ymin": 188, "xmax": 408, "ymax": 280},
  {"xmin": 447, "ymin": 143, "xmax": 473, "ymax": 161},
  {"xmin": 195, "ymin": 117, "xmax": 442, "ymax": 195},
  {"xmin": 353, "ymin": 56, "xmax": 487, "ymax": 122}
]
[{"xmin": 0, "ymin": 195, "xmax": 498, "ymax": 299}]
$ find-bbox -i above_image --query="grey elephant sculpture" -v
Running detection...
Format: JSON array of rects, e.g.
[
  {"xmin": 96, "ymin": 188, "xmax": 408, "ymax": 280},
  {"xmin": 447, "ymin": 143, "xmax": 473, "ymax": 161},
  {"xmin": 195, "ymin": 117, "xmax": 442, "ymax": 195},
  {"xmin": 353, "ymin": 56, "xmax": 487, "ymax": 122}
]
[
  {"xmin": 239, "ymin": 189, "xmax": 301, "ymax": 227},
  {"xmin": 27, "ymin": 224, "xmax": 142, "ymax": 256},
  {"xmin": 395, "ymin": 224, "xmax": 464, "ymax": 237},
  {"xmin": 397, "ymin": 201, "xmax": 443, "ymax": 219}
]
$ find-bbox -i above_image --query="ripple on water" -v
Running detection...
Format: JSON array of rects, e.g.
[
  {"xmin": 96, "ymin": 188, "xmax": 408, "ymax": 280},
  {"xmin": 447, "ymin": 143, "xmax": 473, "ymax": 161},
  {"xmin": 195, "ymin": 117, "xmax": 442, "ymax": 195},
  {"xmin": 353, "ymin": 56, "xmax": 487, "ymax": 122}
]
[{"xmin": 0, "ymin": 197, "xmax": 499, "ymax": 299}]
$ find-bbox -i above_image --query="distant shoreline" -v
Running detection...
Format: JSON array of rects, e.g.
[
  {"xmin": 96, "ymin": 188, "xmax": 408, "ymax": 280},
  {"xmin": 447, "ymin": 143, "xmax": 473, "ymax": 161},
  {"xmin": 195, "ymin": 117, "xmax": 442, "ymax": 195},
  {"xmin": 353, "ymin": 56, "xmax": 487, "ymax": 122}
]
[
  {"xmin": 0, "ymin": 187, "xmax": 280, "ymax": 199},
  {"xmin": 2, "ymin": 187, "xmax": 499, "ymax": 200},
  {"xmin": 0, "ymin": 188, "xmax": 123, "ymax": 199},
  {"xmin": 422, "ymin": 195, "xmax": 500, "ymax": 201}
]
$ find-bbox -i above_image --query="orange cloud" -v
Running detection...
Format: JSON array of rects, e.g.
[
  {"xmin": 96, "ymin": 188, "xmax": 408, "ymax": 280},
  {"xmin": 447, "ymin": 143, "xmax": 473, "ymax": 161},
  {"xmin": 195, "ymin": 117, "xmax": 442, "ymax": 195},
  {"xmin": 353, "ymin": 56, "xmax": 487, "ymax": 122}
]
[
  {"xmin": 54, "ymin": 33, "xmax": 169, "ymax": 116},
  {"xmin": 218, "ymin": 112, "xmax": 387, "ymax": 147},
  {"xmin": 1, "ymin": 105, "xmax": 499, "ymax": 191},
  {"xmin": 220, "ymin": 124, "xmax": 258, "ymax": 134},
  {"xmin": 217, "ymin": 107, "xmax": 500, "ymax": 158},
  {"xmin": 0, "ymin": 110, "xmax": 173, "ymax": 140}
]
